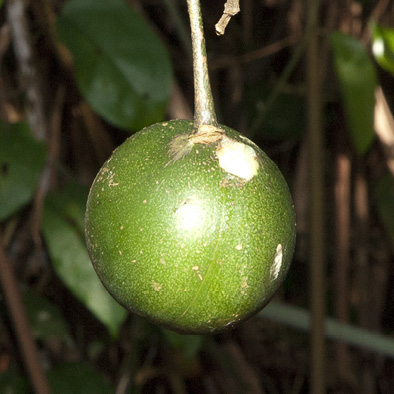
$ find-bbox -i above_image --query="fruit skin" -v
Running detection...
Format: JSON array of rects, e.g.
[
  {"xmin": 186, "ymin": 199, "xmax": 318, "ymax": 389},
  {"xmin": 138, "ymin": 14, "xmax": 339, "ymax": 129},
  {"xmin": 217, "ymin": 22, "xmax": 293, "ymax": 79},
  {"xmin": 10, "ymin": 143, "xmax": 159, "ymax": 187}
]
[{"xmin": 85, "ymin": 120, "xmax": 296, "ymax": 334}]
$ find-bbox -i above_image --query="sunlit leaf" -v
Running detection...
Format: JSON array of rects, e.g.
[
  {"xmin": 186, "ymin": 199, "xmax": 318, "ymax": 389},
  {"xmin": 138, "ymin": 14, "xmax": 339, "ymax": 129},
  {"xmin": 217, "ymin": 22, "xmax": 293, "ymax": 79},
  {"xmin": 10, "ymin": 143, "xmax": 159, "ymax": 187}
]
[
  {"xmin": 371, "ymin": 23, "xmax": 394, "ymax": 74},
  {"xmin": 57, "ymin": 0, "xmax": 173, "ymax": 131},
  {"xmin": 42, "ymin": 187, "xmax": 127, "ymax": 338},
  {"xmin": 48, "ymin": 362, "xmax": 113, "ymax": 394},
  {"xmin": 0, "ymin": 121, "xmax": 46, "ymax": 220},
  {"xmin": 330, "ymin": 32, "xmax": 377, "ymax": 155}
]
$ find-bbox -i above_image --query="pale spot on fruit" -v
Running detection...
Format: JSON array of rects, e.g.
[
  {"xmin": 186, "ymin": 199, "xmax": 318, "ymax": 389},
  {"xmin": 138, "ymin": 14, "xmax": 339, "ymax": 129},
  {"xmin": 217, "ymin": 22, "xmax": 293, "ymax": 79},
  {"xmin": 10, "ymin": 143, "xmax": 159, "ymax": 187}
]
[
  {"xmin": 235, "ymin": 244, "xmax": 243, "ymax": 250},
  {"xmin": 192, "ymin": 266, "xmax": 203, "ymax": 280},
  {"xmin": 216, "ymin": 136, "xmax": 259, "ymax": 181},
  {"xmin": 175, "ymin": 199, "xmax": 204, "ymax": 232},
  {"xmin": 271, "ymin": 243, "xmax": 283, "ymax": 280},
  {"xmin": 152, "ymin": 281, "xmax": 162, "ymax": 291}
]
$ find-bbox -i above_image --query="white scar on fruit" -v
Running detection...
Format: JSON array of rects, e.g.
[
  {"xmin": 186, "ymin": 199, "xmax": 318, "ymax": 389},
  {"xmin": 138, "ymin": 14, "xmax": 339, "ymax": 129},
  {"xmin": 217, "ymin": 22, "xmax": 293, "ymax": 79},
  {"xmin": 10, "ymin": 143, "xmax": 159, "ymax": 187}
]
[
  {"xmin": 216, "ymin": 136, "xmax": 259, "ymax": 181},
  {"xmin": 271, "ymin": 243, "xmax": 283, "ymax": 280}
]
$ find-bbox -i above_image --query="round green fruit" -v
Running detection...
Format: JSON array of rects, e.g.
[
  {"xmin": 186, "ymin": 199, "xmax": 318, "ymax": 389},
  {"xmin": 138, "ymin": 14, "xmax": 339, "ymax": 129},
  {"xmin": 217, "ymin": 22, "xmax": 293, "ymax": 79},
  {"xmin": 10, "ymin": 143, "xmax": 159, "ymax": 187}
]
[{"xmin": 85, "ymin": 120, "xmax": 295, "ymax": 334}]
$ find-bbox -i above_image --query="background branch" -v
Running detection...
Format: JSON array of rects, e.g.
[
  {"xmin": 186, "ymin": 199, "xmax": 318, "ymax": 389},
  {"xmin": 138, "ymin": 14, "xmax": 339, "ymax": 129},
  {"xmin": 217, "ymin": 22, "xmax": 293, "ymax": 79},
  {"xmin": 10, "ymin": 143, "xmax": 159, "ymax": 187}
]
[{"xmin": 0, "ymin": 235, "xmax": 51, "ymax": 394}]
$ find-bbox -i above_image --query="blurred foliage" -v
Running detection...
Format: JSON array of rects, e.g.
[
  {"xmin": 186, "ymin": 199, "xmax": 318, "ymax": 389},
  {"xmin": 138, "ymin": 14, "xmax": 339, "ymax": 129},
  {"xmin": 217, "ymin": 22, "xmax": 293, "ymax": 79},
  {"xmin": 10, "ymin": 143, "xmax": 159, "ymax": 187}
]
[
  {"xmin": 22, "ymin": 289, "xmax": 72, "ymax": 344},
  {"xmin": 0, "ymin": 121, "xmax": 46, "ymax": 220},
  {"xmin": 161, "ymin": 328, "xmax": 205, "ymax": 360},
  {"xmin": 42, "ymin": 184, "xmax": 127, "ymax": 337},
  {"xmin": 0, "ymin": 369, "xmax": 30, "ymax": 394},
  {"xmin": 330, "ymin": 31, "xmax": 377, "ymax": 155},
  {"xmin": 57, "ymin": 0, "xmax": 173, "ymax": 131},
  {"xmin": 372, "ymin": 23, "xmax": 394, "ymax": 74},
  {"xmin": 48, "ymin": 362, "xmax": 114, "ymax": 394}
]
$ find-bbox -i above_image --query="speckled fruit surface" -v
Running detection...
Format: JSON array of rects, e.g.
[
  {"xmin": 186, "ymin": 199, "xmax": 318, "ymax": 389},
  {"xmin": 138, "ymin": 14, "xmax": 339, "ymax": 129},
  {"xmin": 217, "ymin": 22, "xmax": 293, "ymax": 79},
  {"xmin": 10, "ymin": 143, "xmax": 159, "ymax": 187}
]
[{"xmin": 85, "ymin": 120, "xmax": 296, "ymax": 334}]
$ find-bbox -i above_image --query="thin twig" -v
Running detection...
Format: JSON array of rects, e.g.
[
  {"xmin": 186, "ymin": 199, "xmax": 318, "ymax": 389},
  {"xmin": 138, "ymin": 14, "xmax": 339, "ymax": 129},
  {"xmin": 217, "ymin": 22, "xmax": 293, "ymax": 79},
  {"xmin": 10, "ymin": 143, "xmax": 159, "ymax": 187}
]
[
  {"xmin": 163, "ymin": 0, "xmax": 192, "ymax": 57},
  {"xmin": 31, "ymin": 85, "xmax": 65, "ymax": 248},
  {"xmin": 334, "ymin": 152, "xmax": 352, "ymax": 381},
  {"xmin": 210, "ymin": 36, "xmax": 297, "ymax": 71},
  {"xmin": 215, "ymin": 0, "xmax": 240, "ymax": 36},
  {"xmin": 0, "ymin": 235, "xmax": 51, "ymax": 394},
  {"xmin": 306, "ymin": 0, "xmax": 325, "ymax": 392},
  {"xmin": 6, "ymin": 0, "xmax": 48, "ymax": 141},
  {"xmin": 259, "ymin": 302, "xmax": 394, "ymax": 360},
  {"xmin": 249, "ymin": 26, "xmax": 312, "ymax": 134}
]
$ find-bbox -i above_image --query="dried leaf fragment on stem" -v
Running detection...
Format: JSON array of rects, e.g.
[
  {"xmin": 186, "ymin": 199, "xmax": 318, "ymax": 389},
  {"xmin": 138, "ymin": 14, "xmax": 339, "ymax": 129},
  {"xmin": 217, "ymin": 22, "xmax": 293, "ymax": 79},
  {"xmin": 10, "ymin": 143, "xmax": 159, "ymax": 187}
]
[{"xmin": 215, "ymin": 0, "xmax": 240, "ymax": 36}]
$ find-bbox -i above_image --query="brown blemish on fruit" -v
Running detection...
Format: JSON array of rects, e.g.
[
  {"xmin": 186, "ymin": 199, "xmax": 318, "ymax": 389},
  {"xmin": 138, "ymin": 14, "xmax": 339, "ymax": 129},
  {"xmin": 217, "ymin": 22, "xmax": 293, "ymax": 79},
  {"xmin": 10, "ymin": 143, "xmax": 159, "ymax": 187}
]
[{"xmin": 189, "ymin": 124, "xmax": 224, "ymax": 145}]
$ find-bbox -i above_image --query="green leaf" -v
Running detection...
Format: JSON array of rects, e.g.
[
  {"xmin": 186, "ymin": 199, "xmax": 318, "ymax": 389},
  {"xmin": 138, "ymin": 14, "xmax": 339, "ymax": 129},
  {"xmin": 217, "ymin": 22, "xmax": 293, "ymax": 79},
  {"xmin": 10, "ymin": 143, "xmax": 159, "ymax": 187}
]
[
  {"xmin": 161, "ymin": 328, "xmax": 204, "ymax": 359},
  {"xmin": 263, "ymin": 92, "xmax": 305, "ymax": 141},
  {"xmin": 42, "ymin": 187, "xmax": 127, "ymax": 337},
  {"xmin": 48, "ymin": 362, "xmax": 113, "ymax": 394},
  {"xmin": 0, "ymin": 370, "xmax": 30, "ymax": 394},
  {"xmin": 374, "ymin": 174, "xmax": 394, "ymax": 248},
  {"xmin": 56, "ymin": 0, "xmax": 173, "ymax": 131},
  {"xmin": 45, "ymin": 183, "xmax": 90, "ymax": 236},
  {"xmin": 371, "ymin": 23, "xmax": 394, "ymax": 74},
  {"xmin": 22, "ymin": 290, "xmax": 72, "ymax": 344},
  {"xmin": 0, "ymin": 121, "xmax": 46, "ymax": 220},
  {"xmin": 330, "ymin": 32, "xmax": 377, "ymax": 155}
]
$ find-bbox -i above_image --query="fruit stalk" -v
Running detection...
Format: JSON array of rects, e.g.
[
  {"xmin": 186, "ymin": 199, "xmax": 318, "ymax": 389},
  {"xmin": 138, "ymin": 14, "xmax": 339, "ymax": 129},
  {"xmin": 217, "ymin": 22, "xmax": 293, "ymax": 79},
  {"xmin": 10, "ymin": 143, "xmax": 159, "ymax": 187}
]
[{"xmin": 186, "ymin": 0, "xmax": 218, "ymax": 131}]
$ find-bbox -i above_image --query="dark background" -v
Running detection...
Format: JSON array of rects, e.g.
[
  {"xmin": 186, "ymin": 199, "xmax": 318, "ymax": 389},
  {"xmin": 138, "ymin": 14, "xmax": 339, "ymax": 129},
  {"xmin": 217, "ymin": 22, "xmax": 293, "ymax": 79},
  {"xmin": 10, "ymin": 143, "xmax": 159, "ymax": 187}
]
[{"xmin": 1, "ymin": 0, "xmax": 394, "ymax": 393}]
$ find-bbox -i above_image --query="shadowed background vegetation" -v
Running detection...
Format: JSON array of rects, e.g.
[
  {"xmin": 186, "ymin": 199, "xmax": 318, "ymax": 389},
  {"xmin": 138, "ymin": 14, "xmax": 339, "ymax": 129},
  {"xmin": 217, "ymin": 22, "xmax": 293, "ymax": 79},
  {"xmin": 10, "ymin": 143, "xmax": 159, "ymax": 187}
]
[{"xmin": 1, "ymin": 0, "xmax": 394, "ymax": 393}]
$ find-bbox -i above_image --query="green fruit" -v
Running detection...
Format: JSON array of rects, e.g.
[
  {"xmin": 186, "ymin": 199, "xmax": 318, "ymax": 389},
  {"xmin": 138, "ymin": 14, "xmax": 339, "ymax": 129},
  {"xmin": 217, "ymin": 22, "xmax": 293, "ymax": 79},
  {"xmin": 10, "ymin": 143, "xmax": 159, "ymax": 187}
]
[{"xmin": 85, "ymin": 120, "xmax": 295, "ymax": 334}]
